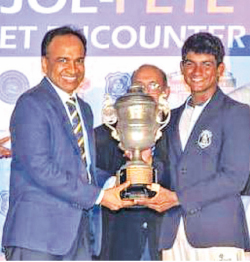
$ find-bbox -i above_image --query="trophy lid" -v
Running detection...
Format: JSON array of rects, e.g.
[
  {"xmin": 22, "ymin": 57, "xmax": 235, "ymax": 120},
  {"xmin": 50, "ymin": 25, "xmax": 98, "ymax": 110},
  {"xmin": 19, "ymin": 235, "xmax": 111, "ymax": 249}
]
[{"xmin": 115, "ymin": 87, "xmax": 156, "ymax": 108}]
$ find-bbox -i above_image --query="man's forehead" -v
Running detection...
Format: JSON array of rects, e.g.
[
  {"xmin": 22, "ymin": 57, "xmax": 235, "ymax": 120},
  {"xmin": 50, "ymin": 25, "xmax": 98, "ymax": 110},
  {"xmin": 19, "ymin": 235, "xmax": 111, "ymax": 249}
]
[
  {"xmin": 185, "ymin": 52, "xmax": 216, "ymax": 61},
  {"xmin": 134, "ymin": 71, "xmax": 162, "ymax": 81}
]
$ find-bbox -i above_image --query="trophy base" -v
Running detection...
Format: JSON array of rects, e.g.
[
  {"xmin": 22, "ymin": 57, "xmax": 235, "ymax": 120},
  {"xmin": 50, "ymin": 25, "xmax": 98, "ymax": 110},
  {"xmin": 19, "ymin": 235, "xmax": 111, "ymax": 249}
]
[
  {"xmin": 117, "ymin": 164, "xmax": 157, "ymax": 184},
  {"xmin": 120, "ymin": 184, "xmax": 156, "ymax": 200},
  {"xmin": 117, "ymin": 166, "xmax": 158, "ymax": 203}
]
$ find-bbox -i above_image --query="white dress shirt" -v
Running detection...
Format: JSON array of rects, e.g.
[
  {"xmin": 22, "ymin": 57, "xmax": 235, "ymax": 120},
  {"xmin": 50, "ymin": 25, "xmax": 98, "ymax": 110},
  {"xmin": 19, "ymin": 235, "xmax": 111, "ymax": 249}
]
[{"xmin": 179, "ymin": 96, "xmax": 210, "ymax": 151}]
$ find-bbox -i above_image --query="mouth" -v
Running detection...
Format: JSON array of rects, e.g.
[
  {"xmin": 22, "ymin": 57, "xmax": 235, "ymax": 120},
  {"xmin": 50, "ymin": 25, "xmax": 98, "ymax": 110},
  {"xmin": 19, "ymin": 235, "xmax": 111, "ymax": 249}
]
[
  {"xmin": 192, "ymin": 77, "xmax": 203, "ymax": 83},
  {"xmin": 190, "ymin": 78, "xmax": 205, "ymax": 87},
  {"xmin": 62, "ymin": 75, "xmax": 78, "ymax": 82}
]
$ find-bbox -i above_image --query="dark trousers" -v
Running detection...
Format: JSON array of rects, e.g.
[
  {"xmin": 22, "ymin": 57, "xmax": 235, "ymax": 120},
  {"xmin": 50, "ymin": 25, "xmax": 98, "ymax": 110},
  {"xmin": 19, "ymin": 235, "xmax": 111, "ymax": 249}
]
[
  {"xmin": 4, "ymin": 214, "xmax": 92, "ymax": 261},
  {"xmin": 98, "ymin": 208, "xmax": 162, "ymax": 261}
]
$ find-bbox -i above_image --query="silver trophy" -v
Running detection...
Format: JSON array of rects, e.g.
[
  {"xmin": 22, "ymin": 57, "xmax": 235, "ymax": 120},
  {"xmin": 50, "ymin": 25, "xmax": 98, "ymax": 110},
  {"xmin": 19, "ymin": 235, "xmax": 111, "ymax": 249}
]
[{"xmin": 102, "ymin": 86, "xmax": 170, "ymax": 199}]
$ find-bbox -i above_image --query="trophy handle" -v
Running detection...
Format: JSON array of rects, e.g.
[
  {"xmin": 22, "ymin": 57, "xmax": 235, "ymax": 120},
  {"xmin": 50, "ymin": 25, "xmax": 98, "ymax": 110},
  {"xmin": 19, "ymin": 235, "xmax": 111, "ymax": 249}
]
[
  {"xmin": 102, "ymin": 94, "xmax": 120, "ymax": 141},
  {"xmin": 155, "ymin": 93, "xmax": 171, "ymax": 141}
]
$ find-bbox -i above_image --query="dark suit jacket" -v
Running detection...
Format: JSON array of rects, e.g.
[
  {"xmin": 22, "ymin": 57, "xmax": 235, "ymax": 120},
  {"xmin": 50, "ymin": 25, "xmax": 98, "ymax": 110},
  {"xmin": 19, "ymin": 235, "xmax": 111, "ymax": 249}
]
[
  {"xmin": 94, "ymin": 123, "xmax": 169, "ymax": 260},
  {"xmin": 159, "ymin": 88, "xmax": 250, "ymax": 250},
  {"xmin": 2, "ymin": 78, "xmax": 102, "ymax": 256}
]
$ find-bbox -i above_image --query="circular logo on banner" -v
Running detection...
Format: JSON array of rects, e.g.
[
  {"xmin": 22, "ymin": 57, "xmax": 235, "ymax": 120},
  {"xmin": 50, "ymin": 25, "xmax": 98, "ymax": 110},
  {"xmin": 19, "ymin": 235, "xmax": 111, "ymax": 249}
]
[
  {"xmin": 105, "ymin": 72, "xmax": 131, "ymax": 101},
  {"xmin": 0, "ymin": 190, "xmax": 9, "ymax": 217},
  {"xmin": 0, "ymin": 70, "xmax": 30, "ymax": 104}
]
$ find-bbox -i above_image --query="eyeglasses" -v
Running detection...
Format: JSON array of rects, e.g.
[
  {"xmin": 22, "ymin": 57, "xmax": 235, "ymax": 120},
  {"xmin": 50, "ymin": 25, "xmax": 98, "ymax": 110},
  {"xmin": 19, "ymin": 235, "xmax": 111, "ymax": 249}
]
[{"xmin": 130, "ymin": 81, "xmax": 162, "ymax": 93}]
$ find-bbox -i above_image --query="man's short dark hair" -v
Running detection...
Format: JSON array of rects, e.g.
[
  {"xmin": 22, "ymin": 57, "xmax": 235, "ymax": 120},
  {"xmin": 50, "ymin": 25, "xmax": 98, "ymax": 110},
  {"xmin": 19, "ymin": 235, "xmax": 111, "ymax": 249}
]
[
  {"xmin": 41, "ymin": 25, "xmax": 87, "ymax": 57},
  {"xmin": 181, "ymin": 32, "xmax": 225, "ymax": 66}
]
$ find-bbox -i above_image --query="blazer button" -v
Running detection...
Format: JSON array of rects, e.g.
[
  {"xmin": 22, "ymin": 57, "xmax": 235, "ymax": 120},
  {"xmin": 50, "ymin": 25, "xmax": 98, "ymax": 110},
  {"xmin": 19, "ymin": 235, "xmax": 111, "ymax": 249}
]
[
  {"xmin": 189, "ymin": 209, "xmax": 196, "ymax": 215},
  {"xmin": 181, "ymin": 168, "xmax": 187, "ymax": 175},
  {"xmin": 142, "ymin": 222, "xmax": 148, "ymax": 229}
]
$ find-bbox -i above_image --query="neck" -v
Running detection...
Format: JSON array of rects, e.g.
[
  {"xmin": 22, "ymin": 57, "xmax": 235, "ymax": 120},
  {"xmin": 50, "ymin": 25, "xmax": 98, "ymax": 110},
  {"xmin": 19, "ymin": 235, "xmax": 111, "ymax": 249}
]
[{"xmin": 191, "ymin": 88, "xmax": 217, "ymax": 106}]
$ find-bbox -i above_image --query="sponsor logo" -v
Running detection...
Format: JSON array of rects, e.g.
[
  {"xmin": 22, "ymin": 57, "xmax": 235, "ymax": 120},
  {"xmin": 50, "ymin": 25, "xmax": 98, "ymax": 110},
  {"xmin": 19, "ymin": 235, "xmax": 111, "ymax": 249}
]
[{"xmin": 0, "ymin": 70, "xmax": 30, "ymax": 104}]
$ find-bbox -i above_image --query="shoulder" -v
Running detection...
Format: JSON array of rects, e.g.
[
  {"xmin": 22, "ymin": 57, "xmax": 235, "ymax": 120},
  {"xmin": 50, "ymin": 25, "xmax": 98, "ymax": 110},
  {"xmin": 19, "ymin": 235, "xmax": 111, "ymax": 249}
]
[
  {"xmin": 168, "ymin": 104, "xmax": 184, "ymax": 124},
  {"xmin": 213, "ymin": 88, "xmax": 249, "ymax": 112},
  {"xmin": 94, "ymin": 124, "xmax": 111, "ymax": 136},
  {"xmin": 223, "ymin": 91, "xmax": 250, "ymax": 112},
  {"xmin": 228, "ymin": 84, "xmax": 250, "ymax": 106},
  {"xmin": 171, "ymin": 106, "xmax": 183, "ymax": 116},
  {"xmin": 219, "ymin": 92, "xmax": 250, "ymax": 127},
  {"xmin": 15, "ymin": 78, "xmax": 51, "ymax": 108}
]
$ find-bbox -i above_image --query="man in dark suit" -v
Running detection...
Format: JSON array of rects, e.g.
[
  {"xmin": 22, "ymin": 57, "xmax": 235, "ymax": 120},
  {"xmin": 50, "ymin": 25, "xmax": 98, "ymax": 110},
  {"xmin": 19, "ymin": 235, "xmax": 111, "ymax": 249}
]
[
  {"xmin": 95, "ymin": 64, "xmax": 170, "ymax": 260},
  {"xmin": 2, "ymin": 25, "xmax": 134, "ymax": 261},
  {"xmin": 137, "ymin": 33, "xmax": 250, "ymax": 260}
]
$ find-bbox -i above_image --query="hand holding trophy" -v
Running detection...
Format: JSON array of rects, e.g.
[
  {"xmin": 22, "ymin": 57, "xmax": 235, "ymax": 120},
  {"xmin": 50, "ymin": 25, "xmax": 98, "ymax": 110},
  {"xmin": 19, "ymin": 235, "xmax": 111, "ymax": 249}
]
[{"xmin": 102, "ymin": 85, "xmax": 170, "ymax": 201}]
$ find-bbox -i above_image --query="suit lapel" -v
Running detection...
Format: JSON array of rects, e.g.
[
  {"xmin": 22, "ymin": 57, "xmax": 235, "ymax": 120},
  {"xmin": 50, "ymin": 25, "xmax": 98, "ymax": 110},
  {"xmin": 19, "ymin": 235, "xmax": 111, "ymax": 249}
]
[
  {"xmin": 77, "ymin": 95, "xmax": 97, "ymax": 185},
  {"xmin": 42, "ymin": 78, "xmax": 81, "ymax": 156},
  {"xmin": 77, "ymin": 95, "xmax": 94, "ymax": 159},
  {"xmin": 77, "ymin": 96, "xmax": 91, "ymax": 138}
]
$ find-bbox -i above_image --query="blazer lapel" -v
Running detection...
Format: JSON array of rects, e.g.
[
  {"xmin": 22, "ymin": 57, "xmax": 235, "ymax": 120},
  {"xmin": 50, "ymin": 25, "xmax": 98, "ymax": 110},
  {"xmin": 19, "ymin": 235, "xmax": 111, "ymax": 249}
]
[
  {"xmin": 171, "ymin": 104, "xmax": 185, "ymax": 157},
  {"xmin": 184, "ymin": 88, "xmax": 224, "ymax": 152}
]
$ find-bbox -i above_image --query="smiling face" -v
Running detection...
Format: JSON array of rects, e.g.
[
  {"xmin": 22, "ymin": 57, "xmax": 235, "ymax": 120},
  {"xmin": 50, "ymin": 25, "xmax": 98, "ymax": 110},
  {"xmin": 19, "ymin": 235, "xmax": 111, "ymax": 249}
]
[
  {"xmin": 42, "ymin": 34, "xmax": 85, "ymax": 95},
  {"xmin": 181, "ymin": 52, "xmax": 225, "ymax": 103}
]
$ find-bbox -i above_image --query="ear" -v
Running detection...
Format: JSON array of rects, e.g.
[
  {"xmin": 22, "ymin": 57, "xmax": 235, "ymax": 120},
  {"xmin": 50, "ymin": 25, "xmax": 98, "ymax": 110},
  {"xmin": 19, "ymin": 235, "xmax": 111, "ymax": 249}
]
[
  {"xmin": 217, "ymin": 62, "xmax": 225, "ymax": 80},
  {"xmin": 163, "ymin": 85, "xmax": 170, "ymax": 99},
  {"xmin": 41, "ymin": 56, "xmax": 48, "ymax": 75},
  {"xmin": 180, "ymin": 61, "xmax": 184, "ymax": 75}
]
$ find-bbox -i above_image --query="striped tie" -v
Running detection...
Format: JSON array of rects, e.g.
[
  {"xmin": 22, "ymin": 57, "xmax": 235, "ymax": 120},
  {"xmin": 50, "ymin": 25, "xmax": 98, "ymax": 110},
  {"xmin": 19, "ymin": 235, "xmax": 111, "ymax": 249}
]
[{"xmin": 66, "ymin": 97, "xmax": 85, "ymax": 160}]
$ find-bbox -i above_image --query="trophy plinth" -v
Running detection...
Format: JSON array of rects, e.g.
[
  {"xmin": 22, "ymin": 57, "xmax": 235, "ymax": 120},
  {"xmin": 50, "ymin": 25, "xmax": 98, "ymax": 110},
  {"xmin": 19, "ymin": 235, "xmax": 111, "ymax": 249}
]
[
  {"xmin": 102, "ymin": 88, "xmax": 170, "ymax": 201},
  {"xmin": 117, "ymin": 160, "xmax": 157, "ymax": 200}
]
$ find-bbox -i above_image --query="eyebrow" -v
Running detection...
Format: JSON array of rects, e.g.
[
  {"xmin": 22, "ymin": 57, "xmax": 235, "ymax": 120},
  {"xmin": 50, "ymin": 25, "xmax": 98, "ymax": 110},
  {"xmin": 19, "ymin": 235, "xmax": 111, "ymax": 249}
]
[{"xmin": 183, "ymin": 58, "xmax": 215, "ymax": 63}]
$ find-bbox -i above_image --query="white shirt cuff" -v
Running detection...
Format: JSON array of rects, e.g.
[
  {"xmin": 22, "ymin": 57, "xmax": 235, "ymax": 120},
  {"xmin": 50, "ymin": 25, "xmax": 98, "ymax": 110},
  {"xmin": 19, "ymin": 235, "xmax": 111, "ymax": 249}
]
[{"xmin": 95, "ymin": 176, "xmax": 116, "ymax": 204}]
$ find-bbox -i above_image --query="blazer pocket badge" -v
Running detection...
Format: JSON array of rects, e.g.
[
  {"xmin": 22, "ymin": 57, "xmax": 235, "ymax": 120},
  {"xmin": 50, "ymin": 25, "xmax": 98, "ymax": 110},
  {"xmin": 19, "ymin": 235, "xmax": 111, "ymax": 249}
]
[{"xmin": 198, "ymin": 130, "xmax": 212, "ymax": 149}]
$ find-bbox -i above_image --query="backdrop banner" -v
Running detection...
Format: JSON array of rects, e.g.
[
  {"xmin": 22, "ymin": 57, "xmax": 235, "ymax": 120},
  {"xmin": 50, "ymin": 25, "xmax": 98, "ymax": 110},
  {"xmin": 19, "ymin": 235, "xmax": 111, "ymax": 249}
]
[{"xmin": 1, "ymin": 0, "xmax": 250, "ymax": 258}]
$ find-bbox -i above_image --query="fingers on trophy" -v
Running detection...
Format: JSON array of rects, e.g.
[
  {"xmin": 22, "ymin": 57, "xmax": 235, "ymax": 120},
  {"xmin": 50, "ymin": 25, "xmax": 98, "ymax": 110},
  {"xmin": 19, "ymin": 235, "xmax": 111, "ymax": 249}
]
[{"xmin": 102, "ymin": 86, "xmax": 170, "ymax": 204}]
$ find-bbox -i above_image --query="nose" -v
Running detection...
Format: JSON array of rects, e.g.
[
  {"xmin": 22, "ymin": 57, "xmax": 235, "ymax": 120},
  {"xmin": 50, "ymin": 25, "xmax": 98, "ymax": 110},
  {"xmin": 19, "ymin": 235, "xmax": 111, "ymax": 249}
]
[
  {"xmin": 146, "ymin": 90, "xmax": 160, "ymax": 102},
  {"xmin": 67, "ymin": 61, "xmax": 77, "ymax": 74},
  {"xmin": 193, "ymin": 63, "xmax": 203, "ymax": 75}
]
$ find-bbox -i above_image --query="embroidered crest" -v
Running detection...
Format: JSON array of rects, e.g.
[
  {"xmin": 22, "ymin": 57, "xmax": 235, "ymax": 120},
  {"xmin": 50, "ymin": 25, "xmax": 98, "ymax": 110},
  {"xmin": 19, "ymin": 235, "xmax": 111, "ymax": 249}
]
[{"xmin": 198, "ymin": 130, "xmax": 212, "ymax": 149}]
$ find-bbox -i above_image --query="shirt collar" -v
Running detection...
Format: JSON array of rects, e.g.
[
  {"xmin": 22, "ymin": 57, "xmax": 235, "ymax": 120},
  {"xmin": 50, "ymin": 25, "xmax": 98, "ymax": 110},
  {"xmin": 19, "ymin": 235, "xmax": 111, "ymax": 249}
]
[
  {"xmin": 185, "ymin": 95, "xmax": 211, "ymax": 109},
  {"xmin": 46, "ymin": 77, "xmax": 77, "ymax": 104}
]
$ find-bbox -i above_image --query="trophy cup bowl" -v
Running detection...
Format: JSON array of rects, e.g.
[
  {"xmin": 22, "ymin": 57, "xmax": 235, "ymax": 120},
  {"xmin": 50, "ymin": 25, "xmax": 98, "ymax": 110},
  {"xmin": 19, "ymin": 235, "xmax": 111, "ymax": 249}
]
[{"xmin": 102, "ymin": 89, "xmax": 170, "ymax": 200}]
